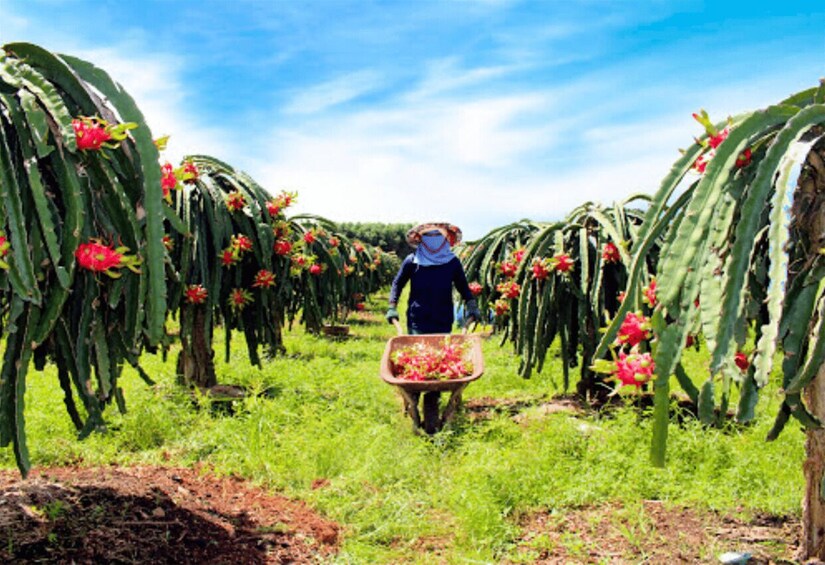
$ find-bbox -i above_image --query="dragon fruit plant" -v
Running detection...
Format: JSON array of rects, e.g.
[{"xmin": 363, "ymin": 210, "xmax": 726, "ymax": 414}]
[
  {"xmin": 0, "ymin": 42, "xmax": 167, "ymax": 476},
  {"xmin": 164, "ymin": 155, "xmax": 298, "ymax": 387},
  {"xmin": 590, "ymin": 85, "xmax": 825, "ymax": 560},
  {"xmin": 462, "ymin": 197, "xmax": 650, "ymax": 396}
]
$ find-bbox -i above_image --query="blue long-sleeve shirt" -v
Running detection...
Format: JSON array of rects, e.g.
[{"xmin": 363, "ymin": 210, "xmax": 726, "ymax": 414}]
[{"xmin": 389, "ymin": 255, "xmax": 474, "ymax": 334}]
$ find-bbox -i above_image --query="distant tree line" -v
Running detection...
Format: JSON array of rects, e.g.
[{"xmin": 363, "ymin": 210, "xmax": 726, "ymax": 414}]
[{"xmin": 334, "ymin": 222, "xmax": 415, "ymax": 258}]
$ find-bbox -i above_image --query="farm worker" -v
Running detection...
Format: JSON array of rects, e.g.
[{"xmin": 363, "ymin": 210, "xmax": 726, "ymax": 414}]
[{"xmin": 385, "ymin": 222, "xmax": 481, "ymax": 433}]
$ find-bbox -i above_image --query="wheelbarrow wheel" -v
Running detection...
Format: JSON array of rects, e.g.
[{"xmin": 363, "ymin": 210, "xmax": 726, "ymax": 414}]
[{"xmin": 422, "ymin": 391, "xmax": 441, "ymax": 435}]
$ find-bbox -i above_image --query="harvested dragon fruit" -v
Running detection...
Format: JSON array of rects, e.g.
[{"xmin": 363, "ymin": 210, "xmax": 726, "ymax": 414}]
[{"xmin": 391, "ymin": 339, "xmax": 473, "ymax": 381}]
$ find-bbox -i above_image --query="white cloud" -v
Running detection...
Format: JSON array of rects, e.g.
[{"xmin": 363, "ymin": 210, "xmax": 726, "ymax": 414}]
[
  {"xmin": 283, "ymin": 69, "xmax": 384, "ymax": 115},
  {"xmin": 249, "ymin": 87, "xmax": 690, "ymax": 240},
  {"xmin": 248, "ymin": 53, "xmax": 745, "ymax": 242},
  {"xmin": 440, "ymin": 98, "xmax": 542, "ymax": 166},
  {"xmin": 408, "ymin": 57, "xmax": 517, "ymax": 99}
]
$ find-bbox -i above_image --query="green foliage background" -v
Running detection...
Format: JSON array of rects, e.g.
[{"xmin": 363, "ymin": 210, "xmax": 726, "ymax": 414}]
[{"xmin": 335, "ymin": 221, "xmax": 415, "ymax": 258}]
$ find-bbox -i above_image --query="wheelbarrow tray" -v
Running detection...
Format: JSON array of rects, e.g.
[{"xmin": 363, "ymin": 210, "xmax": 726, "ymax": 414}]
[{"xmin": 380, "ymin": 333, "xmax": 484, "ymax": 392}]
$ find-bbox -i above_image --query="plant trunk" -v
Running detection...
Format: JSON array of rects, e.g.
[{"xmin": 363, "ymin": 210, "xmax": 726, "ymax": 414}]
[
  {"xmin": 576, "ymin": 311, "xmax": 607, "ymax": 404},
  {"xmin": 177, "ymin": 304, "xmax": 217, "ymax": 389},
  {"xmin": 800, "ymin": 361, "xmax": 825, "ymax": 560}
]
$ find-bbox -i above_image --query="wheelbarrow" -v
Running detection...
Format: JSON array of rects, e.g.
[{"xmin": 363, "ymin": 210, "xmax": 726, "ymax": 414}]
[{"xmin": 380, "ymin": 320, "xmax": 484, "ymax": 434}]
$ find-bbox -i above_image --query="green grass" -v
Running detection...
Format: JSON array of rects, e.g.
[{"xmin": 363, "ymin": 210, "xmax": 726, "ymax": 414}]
[{"xmin": 1, "ymin": 292, "xmax": 805, "ymax": 563}]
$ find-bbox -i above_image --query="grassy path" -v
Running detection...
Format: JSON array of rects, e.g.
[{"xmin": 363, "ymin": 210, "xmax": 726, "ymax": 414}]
[{"xmin": 2, "ymin": 294, "xmax": 805, "ymax": 562}]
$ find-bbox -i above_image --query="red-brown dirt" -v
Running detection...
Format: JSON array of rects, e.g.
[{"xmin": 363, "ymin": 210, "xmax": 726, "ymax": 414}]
[
  {"xmin": 0, "ymin": 464, "xmax": 803, "ymax": 563},
  {"xmin": 0, "ymin": 465, "xmax": 339, "ymax": 564},
  {"xmin": 510, "ymin": 500, "xmax": 799, "ymax": 564}
]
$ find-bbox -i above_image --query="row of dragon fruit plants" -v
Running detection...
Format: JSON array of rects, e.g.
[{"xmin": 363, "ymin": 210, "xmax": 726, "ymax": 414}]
[
  {"xmin": 460, "ymin": 84, "xmax": 825, "ymax": 459},
  {"xmin": 458, "ymin": 90, "xmax": 825, "ymax": 559},
  {"xmin": 0, "ymin": 42, "xmax": 397, "ymax": 476}
]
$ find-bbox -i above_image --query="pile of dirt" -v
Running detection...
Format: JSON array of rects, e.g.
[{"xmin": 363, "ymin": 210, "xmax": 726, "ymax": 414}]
[
  {"xmin": 510, "ymin": 500, "xmax": 799, "ymax": 564},
  {"xmin": 0, "ymin": 465, "xmax": 339, "ymax": 564}
]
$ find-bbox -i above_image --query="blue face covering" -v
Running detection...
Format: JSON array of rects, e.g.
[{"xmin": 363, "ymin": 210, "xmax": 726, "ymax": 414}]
[{"xmin": 413, "ymin": 232, "xmax": 456, "ymax": 266}]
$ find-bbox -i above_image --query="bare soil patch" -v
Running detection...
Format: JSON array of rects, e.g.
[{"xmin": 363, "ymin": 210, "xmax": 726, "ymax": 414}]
[
  {"xmin": 0, "ymin": 465, "xmax": 339, "ymax": 564},
  {"xmin": 0, "ymin": 465, "xmax": 803, "ymax": 563},
  {"xmin": 510, "ymin": 500, "xmax": 799, "ymax": 564}
]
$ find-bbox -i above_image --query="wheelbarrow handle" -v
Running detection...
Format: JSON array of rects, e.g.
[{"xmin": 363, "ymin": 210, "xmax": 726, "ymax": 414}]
[{"xmin": 392, "ymin": 319, "xmax": 477, "ymax": 336}]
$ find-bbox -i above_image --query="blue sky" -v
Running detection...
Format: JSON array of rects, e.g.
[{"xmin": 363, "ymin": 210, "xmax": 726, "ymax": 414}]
[{"xmin": 2, "ymin": 1, "xmax": 823, "ymax": 239}]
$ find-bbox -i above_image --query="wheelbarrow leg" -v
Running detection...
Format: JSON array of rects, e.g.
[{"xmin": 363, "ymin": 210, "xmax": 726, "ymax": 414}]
[
  {"xmin": 397, "ymin": 388, "xmax": 423, "ymax": 433},
  {"xmin": 439, "ymin": 384, "xmax": 468, "ymax": 429},
  {"xmin": 422, "ymin": 392, "xmax": 441, "ymax": 435},
  {"xmin": 397, "ymin": 385, "xmax": 469, "ymax": 435}
]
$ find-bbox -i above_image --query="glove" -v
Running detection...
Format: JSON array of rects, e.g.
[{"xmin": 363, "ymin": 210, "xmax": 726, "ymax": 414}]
[
  {"xmin": 385, "ymin": 306, "xmax": 400, "ymax": 324},
  {"xmin": 465, "ymin": 299, "xmax": 482, "ymax": 323}
]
